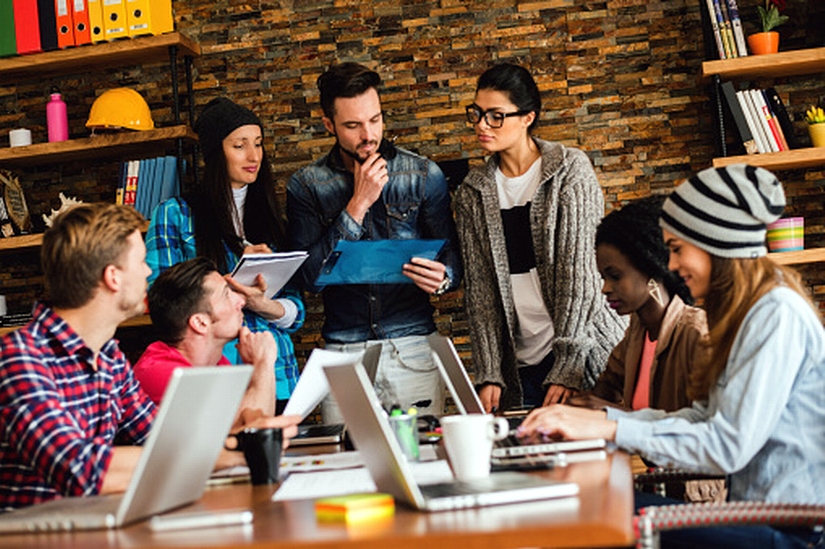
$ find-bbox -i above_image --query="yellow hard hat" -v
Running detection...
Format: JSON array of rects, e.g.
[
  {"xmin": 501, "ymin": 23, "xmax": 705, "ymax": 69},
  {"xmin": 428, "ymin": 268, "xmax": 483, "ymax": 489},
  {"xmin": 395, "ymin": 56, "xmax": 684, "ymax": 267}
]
[{"xmin": 86, "ymin": 88, "xmax": 155, "ymax": 131}]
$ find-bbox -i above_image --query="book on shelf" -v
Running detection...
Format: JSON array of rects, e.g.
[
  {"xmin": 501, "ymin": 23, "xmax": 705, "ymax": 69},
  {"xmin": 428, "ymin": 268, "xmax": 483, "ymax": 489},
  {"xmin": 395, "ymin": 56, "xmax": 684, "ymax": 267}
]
[
  {"xmin": 749, "ymin": 89, "xmax": 782, "ymax": 152},
  {"xmin": 715, "ymin": 0, "xmax": 739, "ymax": 57},
  {"xmin": 724, "ymin": 0, "xmax": 748, "ymax": 57},
  {"xmin": 764, "ymin": 87, "xmax": 799, "ymax": 149},
  {"xmin": 760, "ymin": 89, "xmax": 788, "ymax": 151},
  {"xmin": 721, "ymin": 81, "xmax": 757, "ymax": 154},
  {"xmin": 739, "ymin": 90, "xmax": 771, "ymax": 154},
  {"xmin": 703, "ymin": 0, "xmax": 726, "ymax": 59}
]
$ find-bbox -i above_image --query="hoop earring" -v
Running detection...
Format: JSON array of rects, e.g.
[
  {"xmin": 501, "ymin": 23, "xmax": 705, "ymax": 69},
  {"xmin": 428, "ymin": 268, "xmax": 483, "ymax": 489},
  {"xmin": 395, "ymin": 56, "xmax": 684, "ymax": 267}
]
[{"xmin": 647, "ymin": 279, "xmax": 664, "ymax": 307}]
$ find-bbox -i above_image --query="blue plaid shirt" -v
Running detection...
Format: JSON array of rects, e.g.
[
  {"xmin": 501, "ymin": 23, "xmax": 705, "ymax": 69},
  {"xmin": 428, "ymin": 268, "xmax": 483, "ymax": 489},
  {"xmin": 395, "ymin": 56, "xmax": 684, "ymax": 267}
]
[{"xmin": 145, "ymin": 198, "xmax": 305, "ymax": 400}]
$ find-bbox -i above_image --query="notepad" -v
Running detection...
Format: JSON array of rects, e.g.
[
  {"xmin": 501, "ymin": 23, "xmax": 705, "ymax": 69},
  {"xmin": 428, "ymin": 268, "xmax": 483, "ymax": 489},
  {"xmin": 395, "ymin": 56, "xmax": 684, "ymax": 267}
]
[
  {"xmin": 315, "ymin": 239, "xmax": 446, "ymax": 287},
  {"xmin": 229, "ymin": 251, "xmax": 308, "ymax": 299}
]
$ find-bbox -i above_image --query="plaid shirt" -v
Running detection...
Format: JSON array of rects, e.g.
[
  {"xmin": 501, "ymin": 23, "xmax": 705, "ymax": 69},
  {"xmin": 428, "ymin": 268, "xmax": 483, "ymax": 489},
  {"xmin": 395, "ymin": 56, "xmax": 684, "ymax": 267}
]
[
  {"xmin": 0, "ymin": 303, "xmax": 157, "ymax": 511},
  {"xmin": 145, "ymin": 197, "xmax": 306, "ymax": 399}
]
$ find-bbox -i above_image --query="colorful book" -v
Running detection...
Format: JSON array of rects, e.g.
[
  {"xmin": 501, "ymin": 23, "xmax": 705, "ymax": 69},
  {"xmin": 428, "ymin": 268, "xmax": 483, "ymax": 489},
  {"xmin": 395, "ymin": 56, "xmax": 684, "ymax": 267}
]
[
  {"xmin": 717, "ymin": 0, "xmax": 738, "ymax": 57},
  {"xmin": 749, "ymin": 89, "xmax": 781, "ymax": 152},
  {"xmin": 725, "ymin": 0, "xmax": 748, "ymax": 57},
  {"xmin": 764, "ymin": 87, "xmax": 799, "ymax": 149},
  {"xmin": 703, "ymin": 0, "xmax": 726, "ymax": 59},
  {"xmin": 712, "ymin": 0, "xmax": 735, "ymax": 58}
]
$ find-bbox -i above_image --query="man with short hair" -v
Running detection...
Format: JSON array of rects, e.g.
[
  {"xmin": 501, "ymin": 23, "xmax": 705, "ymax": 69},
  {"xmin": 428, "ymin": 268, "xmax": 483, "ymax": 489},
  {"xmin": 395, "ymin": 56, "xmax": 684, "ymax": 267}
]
[
  {"xmin": 134, "ymin": 257, "xmax": 279, "ymax": 418},
  {"xmin": 0, "ymin": 203, "xmax": 157, "ymax": 510},
  {"xmin": 287, "ymin": 62, "xmax": 463, "ymax": 422}
]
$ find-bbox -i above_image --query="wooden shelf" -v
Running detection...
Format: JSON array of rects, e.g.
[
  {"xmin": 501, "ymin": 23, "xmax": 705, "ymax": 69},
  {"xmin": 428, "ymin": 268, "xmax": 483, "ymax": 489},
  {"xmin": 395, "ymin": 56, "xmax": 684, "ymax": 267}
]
[
  {"xmin": 0, "ymin": 32, "xmax": 200, "ymax": 80},
  {"xmin": 769, "ymin": 248, "xmax": 825, "ymax": 266},
  {"xmin": 712, "ymin": 147, "xmax": 825, "ymax": 171},
  {"xmin": 0, "ymin": 233, "xmax": 43, "ymax": 252},
  {"xmin": 0, "ymin": 125, "xmax": 196, "ymax": 169},
  {"xmin": 701, "ymin": 46, "xmax": 825, "ymax": 81},
  {"xmin": 0, "ymin": 314, "xmax": 152, "ymax": 336}
]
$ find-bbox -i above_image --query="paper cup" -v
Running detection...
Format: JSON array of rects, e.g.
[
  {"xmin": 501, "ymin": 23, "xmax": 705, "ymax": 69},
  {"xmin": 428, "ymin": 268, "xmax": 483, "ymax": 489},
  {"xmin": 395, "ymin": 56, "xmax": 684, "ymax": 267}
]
[{"xmin": 767, "ymin": 217, "xmax": 804, "ymax": 253}]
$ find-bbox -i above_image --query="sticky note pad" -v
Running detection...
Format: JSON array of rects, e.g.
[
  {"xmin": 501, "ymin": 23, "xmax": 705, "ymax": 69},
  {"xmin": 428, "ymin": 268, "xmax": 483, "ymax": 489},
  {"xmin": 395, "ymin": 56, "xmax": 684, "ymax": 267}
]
[{"xmin": 315, "ymin": 493, "xmax": 395, "ymax": 523}]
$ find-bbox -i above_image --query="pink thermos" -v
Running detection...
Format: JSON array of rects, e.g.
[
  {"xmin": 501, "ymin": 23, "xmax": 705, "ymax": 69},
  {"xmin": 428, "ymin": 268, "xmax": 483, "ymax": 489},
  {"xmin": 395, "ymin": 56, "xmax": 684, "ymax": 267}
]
[{"xmin": 46, "ymin": 87, "xmax": 69, "ymax": 142}]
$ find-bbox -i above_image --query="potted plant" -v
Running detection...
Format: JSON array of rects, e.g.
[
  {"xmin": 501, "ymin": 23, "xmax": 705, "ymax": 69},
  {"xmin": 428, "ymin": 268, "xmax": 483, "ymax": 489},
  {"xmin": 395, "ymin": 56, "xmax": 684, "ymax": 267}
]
[
  {"xmin": 805, "ymin": 106, "xmax": 825, "ymax": 148},
  {"xmin": 747, "ymin": 0, "xmax": 789, "ymax": 55}
]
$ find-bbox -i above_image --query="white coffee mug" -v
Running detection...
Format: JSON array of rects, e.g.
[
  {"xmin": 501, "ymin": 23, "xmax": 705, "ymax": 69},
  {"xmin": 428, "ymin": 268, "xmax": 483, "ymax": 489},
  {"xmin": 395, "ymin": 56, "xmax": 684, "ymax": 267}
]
[{"xmin": 440, "ymin": 414, "xmax": 509, "ymax": 481}]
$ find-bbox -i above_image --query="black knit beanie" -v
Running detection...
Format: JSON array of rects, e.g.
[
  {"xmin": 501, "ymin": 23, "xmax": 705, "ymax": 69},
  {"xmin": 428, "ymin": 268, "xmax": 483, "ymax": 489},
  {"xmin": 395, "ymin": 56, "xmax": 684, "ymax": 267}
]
[{"xmin": 193, "ymin": 97, "xmax": 262, "ymax": 157}]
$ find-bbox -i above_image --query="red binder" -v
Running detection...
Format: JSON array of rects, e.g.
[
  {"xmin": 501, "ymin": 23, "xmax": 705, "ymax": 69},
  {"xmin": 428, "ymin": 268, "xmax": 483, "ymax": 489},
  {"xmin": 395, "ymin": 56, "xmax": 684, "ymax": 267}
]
[
  {"xmin": 71, "ymin": 0, "xmax": 92, "ymax": 45},
  {"xmin": 54, "ymin": 0, "xmax": 74, "ymax": 48},
  {"xmin": 12, "ymin": 0, "xmax": 42, "ymax": 54}
]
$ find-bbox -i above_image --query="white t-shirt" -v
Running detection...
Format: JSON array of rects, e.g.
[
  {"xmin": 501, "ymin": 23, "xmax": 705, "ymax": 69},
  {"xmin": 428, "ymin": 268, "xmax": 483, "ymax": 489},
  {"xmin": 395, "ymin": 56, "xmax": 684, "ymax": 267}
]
[{"xmin": 495, "ymin": 159, "xmax": 555, "ymax": 367}]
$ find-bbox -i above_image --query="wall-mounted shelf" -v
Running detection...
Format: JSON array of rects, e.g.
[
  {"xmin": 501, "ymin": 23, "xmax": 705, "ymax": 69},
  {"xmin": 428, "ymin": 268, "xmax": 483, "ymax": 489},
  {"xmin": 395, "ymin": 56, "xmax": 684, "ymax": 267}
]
[
  {"xmin": 711, "ymin": 147, "xmax": 825, "ymax": 171},
  {"xmin": 0, "ymin": 125, "xmax": 197, "ymax": 169},
  {"xmin": 0, "ymin": 32, "xmax": 200, "ymax": 80},
  {"xmin": 769, "ymin": 248, "xmax": 825, "ymax": 266},
  {"xmin": 0, "ymin": 234, "xmax": 43, "ymax": 253},
  {"xmin": 701, "ymin": 46, "xmax": 825, "ymax": 81},
  {"xmin": 0, "ymin": 314, "xmax": 152, "ymax": 337}
]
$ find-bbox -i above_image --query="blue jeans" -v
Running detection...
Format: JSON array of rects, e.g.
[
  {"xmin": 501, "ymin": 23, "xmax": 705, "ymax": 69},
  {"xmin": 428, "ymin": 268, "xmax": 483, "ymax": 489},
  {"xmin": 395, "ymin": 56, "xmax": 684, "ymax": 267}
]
[
  {"xmin": 518, "ymin": 351, "xmax": 554, "ymax": 408},
  {"xmin": 635, "ymin": 492, "xmax": 824, "ymax": 549}
]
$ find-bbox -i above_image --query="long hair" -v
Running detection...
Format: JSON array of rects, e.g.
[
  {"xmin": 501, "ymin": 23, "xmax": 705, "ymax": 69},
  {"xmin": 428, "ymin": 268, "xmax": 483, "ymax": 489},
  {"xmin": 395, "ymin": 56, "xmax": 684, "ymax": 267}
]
[
  {"xmin": 185, "ymin": 146, "xmax": 286, "ymax": 273},
  {"xmin": 688, "ymin": 257, "xmax": 819, "ymax": 401}
]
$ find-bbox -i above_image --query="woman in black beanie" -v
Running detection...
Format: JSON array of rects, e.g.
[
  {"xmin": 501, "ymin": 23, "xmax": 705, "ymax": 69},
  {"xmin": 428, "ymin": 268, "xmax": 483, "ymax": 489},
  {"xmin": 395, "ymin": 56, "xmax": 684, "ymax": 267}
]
[{"xmin": 144, "ymin": 97, "xmax": 305, "ymax": 411}]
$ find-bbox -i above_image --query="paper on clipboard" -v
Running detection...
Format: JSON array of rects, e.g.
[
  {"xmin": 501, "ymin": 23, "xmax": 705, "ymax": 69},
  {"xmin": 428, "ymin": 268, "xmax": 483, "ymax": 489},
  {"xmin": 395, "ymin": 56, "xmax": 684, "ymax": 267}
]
[
  {"xmin": 229, "ymin": 251, "xmax": 308, "ymax": 299},
  {"xmin": 314, "ymin": 239, "xmax": 446, "ymax": 287}
]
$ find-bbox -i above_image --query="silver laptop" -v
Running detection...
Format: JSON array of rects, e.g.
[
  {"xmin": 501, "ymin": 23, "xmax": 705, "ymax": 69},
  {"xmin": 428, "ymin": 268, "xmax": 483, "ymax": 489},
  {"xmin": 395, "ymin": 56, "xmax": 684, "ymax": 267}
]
[
  {"xmin": 324, "ymin": 360, "xmax": 579, "ymax": 512},
  {"xmin": 427, "ymin": 334, "xmax": 606, "ymax": 459},
  {"xmin": 0, "ymin": 366, "xmax": 252, "ymax": 533},
  {"xmin": 290, "ymin": 344, "xmax": 382, "ymax": 447}
]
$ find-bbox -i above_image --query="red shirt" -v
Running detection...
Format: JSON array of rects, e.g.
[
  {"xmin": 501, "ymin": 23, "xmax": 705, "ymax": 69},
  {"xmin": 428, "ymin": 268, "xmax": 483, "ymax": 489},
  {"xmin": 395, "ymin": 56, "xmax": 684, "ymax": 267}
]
[{"xmin": 133, "ymin": 341, "xmax": 230, "ymax": 405}]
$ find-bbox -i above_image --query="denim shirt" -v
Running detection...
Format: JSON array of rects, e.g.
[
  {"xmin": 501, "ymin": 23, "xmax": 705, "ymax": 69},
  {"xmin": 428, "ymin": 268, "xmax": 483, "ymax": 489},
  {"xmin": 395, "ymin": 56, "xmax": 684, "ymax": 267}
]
[{"xmin": 287, "ymin": 145, "xmax": 463, "ymax": 343}]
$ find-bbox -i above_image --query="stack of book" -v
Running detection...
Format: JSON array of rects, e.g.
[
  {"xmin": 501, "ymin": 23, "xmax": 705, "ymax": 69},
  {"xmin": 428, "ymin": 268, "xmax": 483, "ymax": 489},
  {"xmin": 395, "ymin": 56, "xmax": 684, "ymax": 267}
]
[
  {"xmin": 720, "ymin": 82, "xmax": 799, "ymax": 155},
  {"xmin": 116, "ymin": 155, "xmax": 182, "ymax": 219},
  {"xmin": 703, "ymin": 0, "xmax": 748, "ymax": 59}
]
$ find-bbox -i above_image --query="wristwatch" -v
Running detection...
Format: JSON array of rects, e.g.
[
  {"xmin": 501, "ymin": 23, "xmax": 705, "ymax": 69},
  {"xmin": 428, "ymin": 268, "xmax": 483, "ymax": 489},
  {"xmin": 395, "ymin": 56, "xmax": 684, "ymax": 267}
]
[{"xmin": 432, "ymin": 276, "xmax": 451, "ymax": 296}]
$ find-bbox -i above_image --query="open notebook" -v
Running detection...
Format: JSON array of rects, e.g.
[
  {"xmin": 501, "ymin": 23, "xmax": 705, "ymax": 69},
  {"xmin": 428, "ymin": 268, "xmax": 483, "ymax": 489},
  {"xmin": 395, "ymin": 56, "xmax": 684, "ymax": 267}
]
[
  {"xmin": 324, "ymin": 360, "xmax": 579, "ymax": 512},
  {"xmin": 427, "ymin": 334, "xmax": 607, "ymax": 460},
  {"xmin": 0, "ymin": 366, "xmax": 252, "ymax": 533}
]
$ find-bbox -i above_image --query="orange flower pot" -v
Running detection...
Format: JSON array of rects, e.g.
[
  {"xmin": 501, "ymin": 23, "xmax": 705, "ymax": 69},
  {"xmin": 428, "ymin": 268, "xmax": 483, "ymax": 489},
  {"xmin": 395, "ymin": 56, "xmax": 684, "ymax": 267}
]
[{"xmin": 747, "ymin": 32, "xmax": 780, "ymax": 55}]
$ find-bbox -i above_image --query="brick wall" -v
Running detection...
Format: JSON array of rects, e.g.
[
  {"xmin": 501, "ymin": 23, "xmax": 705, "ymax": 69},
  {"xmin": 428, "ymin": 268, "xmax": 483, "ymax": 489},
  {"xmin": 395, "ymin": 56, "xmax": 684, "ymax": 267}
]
[{"xmin": 2, "ymin": 0, "xmax": 823, "ymax": 367}]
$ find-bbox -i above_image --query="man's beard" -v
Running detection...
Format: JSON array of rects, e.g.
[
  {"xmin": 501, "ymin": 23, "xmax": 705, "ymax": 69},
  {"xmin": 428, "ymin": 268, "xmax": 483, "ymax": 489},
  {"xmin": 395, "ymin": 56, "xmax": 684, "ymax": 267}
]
[{"xmin": 338, "ymin": 139, "xmax": 378, "ymax": 164}]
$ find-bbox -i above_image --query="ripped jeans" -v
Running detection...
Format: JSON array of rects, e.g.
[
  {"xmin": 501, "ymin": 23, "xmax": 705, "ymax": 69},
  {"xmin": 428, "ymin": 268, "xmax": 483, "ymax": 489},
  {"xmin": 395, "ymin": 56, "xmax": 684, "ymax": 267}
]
[{"xmin": 321, "ymin": 335, "xmax": 445, "ymax": 425}]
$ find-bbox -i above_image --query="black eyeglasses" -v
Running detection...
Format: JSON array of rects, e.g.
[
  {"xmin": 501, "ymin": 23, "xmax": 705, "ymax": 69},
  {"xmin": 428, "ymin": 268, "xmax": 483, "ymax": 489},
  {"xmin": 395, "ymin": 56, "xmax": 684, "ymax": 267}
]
[{"xmin": 465, "ymin": 104, "xmax": 531, "ymax": 128}]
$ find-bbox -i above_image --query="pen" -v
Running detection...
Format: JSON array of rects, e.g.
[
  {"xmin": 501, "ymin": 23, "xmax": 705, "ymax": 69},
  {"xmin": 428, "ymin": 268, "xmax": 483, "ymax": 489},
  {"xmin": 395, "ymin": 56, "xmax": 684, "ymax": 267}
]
[{"xmin": 148, "ymin": 509, "xmax": 253, "ymax": 532}]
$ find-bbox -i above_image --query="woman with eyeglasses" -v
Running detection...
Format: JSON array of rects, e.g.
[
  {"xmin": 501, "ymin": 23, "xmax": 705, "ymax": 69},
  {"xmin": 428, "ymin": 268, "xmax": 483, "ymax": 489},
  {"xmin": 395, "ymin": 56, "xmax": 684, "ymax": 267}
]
[{"xmin": 454, "ymin": 63, "xmax": 625, "ymax": 413}]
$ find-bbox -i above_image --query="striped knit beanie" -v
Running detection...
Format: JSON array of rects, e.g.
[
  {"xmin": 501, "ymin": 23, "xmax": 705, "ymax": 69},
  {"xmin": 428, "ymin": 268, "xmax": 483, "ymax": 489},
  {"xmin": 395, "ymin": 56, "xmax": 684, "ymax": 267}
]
[{"xmin": 660, "ymin": 164, "xmax": 785, "ymax": 258}]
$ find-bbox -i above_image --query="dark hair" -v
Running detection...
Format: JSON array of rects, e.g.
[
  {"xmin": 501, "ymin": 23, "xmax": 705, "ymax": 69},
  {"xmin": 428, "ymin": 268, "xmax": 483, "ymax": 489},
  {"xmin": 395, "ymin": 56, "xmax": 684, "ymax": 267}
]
[
  {"xmin": 42, "ymin": 203, "xmax": 145, "ymax": 309},
  {"xmin": 476, "ymin": 63, "xmax": 542, "ymax": 132},
  {"xmin": 184, "ymin": 133, "xmax": 286, "ymax": 274},
  {"xmin": 148, "ymin": 257, "xmax": 218, "ymax": 344},
  {"xmin": 317, "ymin": 62, "xmax": 382, "ymax": 120},
  {"xmin": 596, "ymin": 196, "xmax": 693, "ymax": 304}
]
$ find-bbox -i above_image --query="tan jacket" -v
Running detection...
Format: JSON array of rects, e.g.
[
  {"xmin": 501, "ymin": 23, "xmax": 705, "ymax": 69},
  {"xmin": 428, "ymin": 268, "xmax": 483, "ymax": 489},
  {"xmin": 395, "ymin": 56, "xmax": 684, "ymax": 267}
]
[{"xmin": 590, "ymin": 295, "xmax": 706, "ymax": 412}]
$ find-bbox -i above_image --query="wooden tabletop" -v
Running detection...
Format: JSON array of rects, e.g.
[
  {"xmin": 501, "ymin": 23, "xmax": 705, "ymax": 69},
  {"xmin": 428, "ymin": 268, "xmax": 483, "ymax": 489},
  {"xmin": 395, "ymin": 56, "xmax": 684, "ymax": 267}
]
[{"xmin": 0, "ymin": 451, "xmax": 635, "ymax": 549}]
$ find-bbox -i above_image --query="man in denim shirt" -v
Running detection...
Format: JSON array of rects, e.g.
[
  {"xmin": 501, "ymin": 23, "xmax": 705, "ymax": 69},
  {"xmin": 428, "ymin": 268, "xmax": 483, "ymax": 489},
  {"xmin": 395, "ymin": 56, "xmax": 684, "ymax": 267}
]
[{"xmin": 287, "ymin": 62, "xmax": 463, "ymax": 423}]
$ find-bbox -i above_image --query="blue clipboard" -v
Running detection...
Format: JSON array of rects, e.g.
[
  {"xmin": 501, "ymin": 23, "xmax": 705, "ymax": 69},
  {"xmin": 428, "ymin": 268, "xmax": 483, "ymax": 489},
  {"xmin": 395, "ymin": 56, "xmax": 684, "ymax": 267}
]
[{"xmin": 315, "ymin": 239, "xmax": 447, "ymax": 287}]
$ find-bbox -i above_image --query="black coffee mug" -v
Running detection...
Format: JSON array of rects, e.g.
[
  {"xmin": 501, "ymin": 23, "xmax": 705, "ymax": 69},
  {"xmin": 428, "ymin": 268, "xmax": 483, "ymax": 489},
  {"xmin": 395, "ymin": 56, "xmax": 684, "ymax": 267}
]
[{"xmin": 225, "ymin": 427, "xmax": 283, "ymax": 485}]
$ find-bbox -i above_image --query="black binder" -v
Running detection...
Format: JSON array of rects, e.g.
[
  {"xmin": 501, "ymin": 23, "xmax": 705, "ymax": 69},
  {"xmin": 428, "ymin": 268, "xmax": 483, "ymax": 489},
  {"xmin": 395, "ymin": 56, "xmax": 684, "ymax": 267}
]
[{"xmin": 720, "ymin": 81, "xmax": 757, "ymax": 155}]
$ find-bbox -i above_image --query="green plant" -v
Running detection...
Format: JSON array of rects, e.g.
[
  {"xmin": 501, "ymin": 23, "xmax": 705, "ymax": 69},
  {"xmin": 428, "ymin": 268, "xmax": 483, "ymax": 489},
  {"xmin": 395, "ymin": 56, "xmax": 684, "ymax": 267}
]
[
  {"xmin": 757, "ymin": 0, "xmax": 789, "ymax": 33},
  {"xmin": 805, "ymin": 106, "xmax": 825, "ymax": 125}
]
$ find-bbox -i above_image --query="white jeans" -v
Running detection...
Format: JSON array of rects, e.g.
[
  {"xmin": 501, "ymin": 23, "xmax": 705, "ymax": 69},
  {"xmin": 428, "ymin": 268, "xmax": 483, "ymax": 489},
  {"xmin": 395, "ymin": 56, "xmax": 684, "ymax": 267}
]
[{"xmin": 321, "ymin": 335, "xmax": 445, "ymax": 424}]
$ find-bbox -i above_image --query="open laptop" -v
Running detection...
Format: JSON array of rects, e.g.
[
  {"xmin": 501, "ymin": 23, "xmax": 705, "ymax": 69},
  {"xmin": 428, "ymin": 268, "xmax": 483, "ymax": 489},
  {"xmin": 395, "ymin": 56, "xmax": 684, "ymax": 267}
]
[
  {"xmin": 427, "ymin": 334, "xmax": 606, "ymax": 460},
  {"xmin": 0, "ymin": 366, "xmax": 253, "ymax": 533},
  {"xmin": 289, "ymin": 344, "xmax": 382, "ymax": 447},
  {"xmin": 324, "ymin": 360, "xmax": 579, "ymax": 512}
]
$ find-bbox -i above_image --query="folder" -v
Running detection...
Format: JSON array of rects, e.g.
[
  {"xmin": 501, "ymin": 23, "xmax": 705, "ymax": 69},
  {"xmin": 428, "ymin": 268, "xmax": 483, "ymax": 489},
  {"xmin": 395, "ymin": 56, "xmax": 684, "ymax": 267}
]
[
  {"xmin": 0, "ymin": 0, "xmax": 17, "ymax": 57},
  {"xmin": 314, "ymin": 239, "xmax": 447, "ymax": 287},
  {"xmin": 54, "ymin": 0, "xmax": 74, "ymax": 48},
  {"xmin": 71, "ymin": 0, "xmax": 92, "ymax": 44},
  {"xmin": 102, "ymin": 0, "xmax": 127, "ymax": 40},
  {"xmin": 158, "ymin": 155, "xmax": 179, "ymax": 203},
  {"xmin": 37, "ymin": 0, "xmax": 58, "ymax": 51},
  {"xmin": 87, "ymin": 0, "xmax": 105, "ymax": 42},
  {"xmin": 126, "ymin": 0, "xmax": 172, "ymax": 37},
  {"xmin": 13, "ymin": 0, "xmax": 42, "ymax": 54}
]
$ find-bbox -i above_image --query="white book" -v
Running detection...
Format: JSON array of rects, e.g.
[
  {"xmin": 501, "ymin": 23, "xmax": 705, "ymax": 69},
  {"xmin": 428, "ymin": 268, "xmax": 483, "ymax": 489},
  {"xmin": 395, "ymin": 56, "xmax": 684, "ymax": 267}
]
[
  {"xmin": 229, "ymin": 251, "xmax": 309, "ymax": 299},
  {"xmin": 739, "ymin": 90, "xmax": 770, "ymax": 154},
  {"xmin": 749, "ymin": 89, "xmax": 780, "ymax": 152},
  {"xmin": 736, "ymin": 90, "xmax": 767, "ymax": 154}
]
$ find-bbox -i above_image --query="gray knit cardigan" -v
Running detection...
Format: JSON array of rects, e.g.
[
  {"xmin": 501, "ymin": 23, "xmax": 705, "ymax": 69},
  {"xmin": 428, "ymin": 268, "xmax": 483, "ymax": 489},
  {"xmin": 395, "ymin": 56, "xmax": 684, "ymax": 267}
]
[{"xmin": 453, "ymin": 138, "xmax": 626, "ymax": 410}]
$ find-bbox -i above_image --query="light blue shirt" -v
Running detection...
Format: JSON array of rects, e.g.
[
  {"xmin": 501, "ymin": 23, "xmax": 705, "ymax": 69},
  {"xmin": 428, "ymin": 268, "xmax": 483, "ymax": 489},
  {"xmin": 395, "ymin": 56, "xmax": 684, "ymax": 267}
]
[{"xmin": 609, "ymin": 286, "xmax": 825, "ymax": 503}]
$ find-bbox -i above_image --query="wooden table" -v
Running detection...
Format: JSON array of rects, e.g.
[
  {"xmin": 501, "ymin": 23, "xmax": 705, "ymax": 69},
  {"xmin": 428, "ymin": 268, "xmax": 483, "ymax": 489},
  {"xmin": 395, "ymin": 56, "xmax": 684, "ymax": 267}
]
[{"xmin": 0, "ymin": 450, "xmax": 635, "ymax": 549}]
